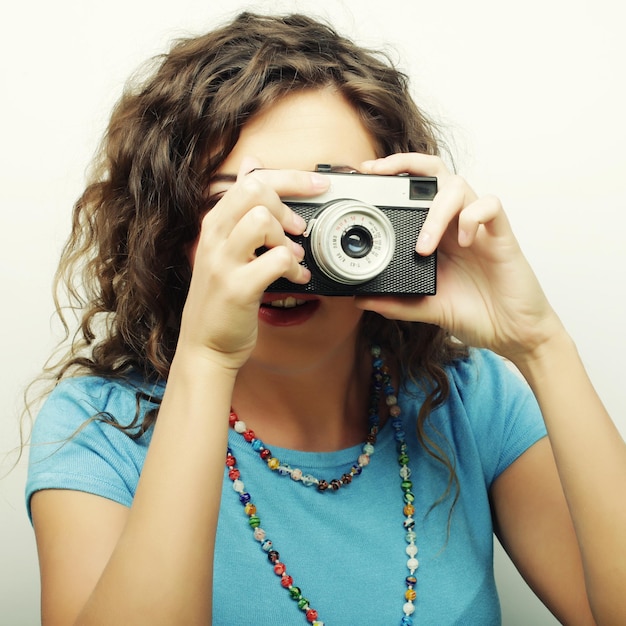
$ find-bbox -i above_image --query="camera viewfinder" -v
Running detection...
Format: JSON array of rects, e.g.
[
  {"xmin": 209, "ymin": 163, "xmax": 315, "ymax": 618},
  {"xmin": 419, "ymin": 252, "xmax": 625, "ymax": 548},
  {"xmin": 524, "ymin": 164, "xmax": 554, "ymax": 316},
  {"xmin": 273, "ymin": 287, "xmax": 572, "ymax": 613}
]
[{"xmin": 409, "ymin": 178, "xmax": 437, "ymax": 201}]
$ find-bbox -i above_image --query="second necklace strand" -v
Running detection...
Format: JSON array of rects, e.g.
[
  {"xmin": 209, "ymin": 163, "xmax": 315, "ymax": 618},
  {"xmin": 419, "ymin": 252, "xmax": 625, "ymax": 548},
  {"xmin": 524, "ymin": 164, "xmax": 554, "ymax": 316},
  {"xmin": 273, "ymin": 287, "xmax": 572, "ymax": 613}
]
[{"xmin": 226, "ymin": 345, "xmax": 419, "ymax": 624}]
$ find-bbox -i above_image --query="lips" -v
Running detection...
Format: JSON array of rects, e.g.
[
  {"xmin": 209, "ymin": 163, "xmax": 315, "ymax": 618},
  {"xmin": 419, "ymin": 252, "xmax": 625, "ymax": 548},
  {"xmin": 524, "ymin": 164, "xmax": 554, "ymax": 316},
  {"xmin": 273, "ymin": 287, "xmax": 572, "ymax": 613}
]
[{"xmin": 259, "ymin": 293, "xmax": 320, "ymax": 326}]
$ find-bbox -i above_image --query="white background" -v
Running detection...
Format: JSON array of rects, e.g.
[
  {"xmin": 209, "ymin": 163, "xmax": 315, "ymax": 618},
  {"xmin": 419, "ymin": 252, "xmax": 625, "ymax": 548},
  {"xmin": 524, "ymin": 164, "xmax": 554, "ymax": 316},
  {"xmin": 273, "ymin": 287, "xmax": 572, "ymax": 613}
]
[{"xmin": 1, "ymin": 1, "xmax": 624, "ymax": 624}]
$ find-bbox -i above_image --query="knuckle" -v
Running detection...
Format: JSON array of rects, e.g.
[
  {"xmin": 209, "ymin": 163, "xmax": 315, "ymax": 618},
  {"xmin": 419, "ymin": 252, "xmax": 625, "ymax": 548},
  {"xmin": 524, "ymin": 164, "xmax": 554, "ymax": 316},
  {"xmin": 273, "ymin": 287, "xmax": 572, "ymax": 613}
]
[
  {"xmin": 238, "ymin": 175, "xmax": 266, "ymax": 201},
  {"xmin": 198, "ymin": 211, "xmax": 217, "ymax": 240},
  {"xmin": 421, "ymin": 154, "xmax": 449, "ymax": 177},
  {"xmin": 247, "ymin": 204, "xmax": 274, "ymax": 228},
  {"xmin": 267, "ymin": 245, "xmax": 293, "ymax": 272},
  {"xmin": 484, "ymin": 194, "xmax": 503, "ymax": 212},
  {"xmin": 274, "ymin": 245, "xmax": 292, "ymax": 265},
  {"xmin": 447, "ymin": 174, "xmax": 467, "ymax": 194},
  {"xmin": 429, "ymin": 154, "xmax": 446, "ymax": 171}
]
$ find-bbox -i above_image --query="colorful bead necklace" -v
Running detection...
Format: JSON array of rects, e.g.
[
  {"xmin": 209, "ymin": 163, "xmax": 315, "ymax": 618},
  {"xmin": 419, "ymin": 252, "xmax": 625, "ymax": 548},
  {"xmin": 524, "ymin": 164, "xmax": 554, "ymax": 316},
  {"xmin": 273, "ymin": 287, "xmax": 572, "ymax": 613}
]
[
  {"xmin": 225, "ymin": 345, "xmax": 419, "ymax": 625},
  {"xmin": 228, "ymin": 355, "xmax": 382, "ymax": 492}
]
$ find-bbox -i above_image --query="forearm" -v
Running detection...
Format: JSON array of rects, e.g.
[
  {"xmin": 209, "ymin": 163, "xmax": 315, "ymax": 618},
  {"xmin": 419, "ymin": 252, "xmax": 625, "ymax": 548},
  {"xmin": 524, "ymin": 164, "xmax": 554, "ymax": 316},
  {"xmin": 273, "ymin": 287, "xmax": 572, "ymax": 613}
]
[
  {"xmin": 514, "ymin": 330, "xmax": 626, "ymax": 624},
  {"xmin": 76, "ymin": 351, "xmax": 235, "ymax": 625}
]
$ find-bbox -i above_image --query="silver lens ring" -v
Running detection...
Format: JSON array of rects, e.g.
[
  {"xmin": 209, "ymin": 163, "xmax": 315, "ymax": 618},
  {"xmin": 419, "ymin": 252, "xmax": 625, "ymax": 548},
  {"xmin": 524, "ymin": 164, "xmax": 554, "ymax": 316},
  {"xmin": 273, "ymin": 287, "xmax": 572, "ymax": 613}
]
[{"xmin": 309, "ymin": 200, "xmax": 396, "ymax": 285}]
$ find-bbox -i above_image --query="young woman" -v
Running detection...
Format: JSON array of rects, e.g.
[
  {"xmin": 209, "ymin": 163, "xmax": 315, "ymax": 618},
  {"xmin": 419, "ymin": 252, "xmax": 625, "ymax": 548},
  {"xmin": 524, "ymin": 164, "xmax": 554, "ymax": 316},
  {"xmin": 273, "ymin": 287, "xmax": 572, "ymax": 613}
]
[{"xmin": 26, "ymin": 12, "xmax": 626, "ymax": 626}]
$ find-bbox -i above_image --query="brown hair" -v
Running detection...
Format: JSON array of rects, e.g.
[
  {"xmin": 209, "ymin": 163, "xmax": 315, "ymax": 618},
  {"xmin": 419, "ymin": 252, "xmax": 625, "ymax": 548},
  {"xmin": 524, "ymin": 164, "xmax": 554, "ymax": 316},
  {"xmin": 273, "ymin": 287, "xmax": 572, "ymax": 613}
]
[{"xmin": 46, "ymin": 12, "xmax": 467, "ymax": 505}]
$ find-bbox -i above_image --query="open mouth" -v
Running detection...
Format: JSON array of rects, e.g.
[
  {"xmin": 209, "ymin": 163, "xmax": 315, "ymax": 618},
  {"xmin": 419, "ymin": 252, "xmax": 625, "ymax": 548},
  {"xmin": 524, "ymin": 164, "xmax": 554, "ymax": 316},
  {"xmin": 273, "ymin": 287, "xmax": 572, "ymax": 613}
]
[
  {"xmin": 261, "ymin": 296, "xmax": 309, "ymax": 309},
  {"xmin": 259, "ymin": 294, "xmax": 320, "ymax": 326}
]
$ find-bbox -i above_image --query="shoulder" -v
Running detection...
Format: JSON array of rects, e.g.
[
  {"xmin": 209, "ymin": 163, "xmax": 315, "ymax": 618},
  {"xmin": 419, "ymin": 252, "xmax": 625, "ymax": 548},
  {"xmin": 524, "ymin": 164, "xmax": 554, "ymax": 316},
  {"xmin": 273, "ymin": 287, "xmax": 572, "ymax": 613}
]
[
  {"xmin": 402, "ymin": 347, "xmax": 531, "ymax": 403},
  {"xmin": 401, "ymin": 348, "xmax": 546, "ymax": 484},
  {"xmin": 26, "ymin": 374, "xmax": 163, "ymax": 518},
  {"xmin": 448, "ymin": 347, "xmax": 528, "ymax": 393},
  {"xmin": 30, "ymin": 374, "xmax": 163, "ymax": 444},
  {"xmin": 445, "ymin": 347, "xmax": 545, "ymax": 430},
  {"xmin": 400, "ymin": 347, "xmax": 538, "ymax": 422}
]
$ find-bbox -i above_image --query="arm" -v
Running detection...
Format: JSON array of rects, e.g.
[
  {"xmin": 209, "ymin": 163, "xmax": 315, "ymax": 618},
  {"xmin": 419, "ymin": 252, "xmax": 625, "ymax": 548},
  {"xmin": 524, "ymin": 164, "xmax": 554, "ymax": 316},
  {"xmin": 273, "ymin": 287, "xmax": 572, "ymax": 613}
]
[
  {"xmin": 32, "ymin": 355, "xmax": 235, "ymax": 625},
  {"xmin": 491, "ymin": 437, "xmax": 596, "ymax": 625},
  {"xmin": 491, "ymin": 335, "xmax": 626, "ymax": 625},
  {"xmin": 511, "ymin": 331, "xmax": 626, "ymax": 624},
  {"xmin": 357, "ymin": 153, "xmax": 626, "ymax": 625},
  {"xmin": 32, "ymin": 165, "xmax": 326, "ymax": 625},
  {"xmin": 76, "ymin": 356, "xmax": 235, "ymax": 624}
]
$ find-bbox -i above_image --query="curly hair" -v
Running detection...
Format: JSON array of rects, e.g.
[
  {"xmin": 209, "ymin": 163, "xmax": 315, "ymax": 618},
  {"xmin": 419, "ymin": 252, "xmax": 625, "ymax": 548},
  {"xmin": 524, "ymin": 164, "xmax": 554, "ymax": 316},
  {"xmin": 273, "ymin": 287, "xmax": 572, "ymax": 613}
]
[{"xmin": 47, "ymin": 12, "xmax": 467, "ymax": 503}]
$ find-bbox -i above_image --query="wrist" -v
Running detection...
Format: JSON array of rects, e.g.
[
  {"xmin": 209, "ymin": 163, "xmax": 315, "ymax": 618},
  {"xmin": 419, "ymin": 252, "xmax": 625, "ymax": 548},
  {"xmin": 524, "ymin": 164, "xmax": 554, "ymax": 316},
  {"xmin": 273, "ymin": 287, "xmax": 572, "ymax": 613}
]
[
  {"xmin": 156, "ymin": 347, "xmax": 238, "ymax": 434},
  {"xmin": 169, "ymin": 345, "xmax": 241, "ymax": 384},
  {"xmin": 509, "ymin": 323, "xmax": 578, "ymax": 386}
]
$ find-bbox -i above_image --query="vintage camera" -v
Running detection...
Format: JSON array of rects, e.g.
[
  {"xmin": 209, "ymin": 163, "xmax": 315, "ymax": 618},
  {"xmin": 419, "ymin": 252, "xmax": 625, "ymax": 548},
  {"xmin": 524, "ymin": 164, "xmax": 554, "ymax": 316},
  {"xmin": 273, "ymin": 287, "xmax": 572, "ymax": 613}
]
[{"xmin": 266, "ymin": 166, "xmax": 437, "ymax": 295}]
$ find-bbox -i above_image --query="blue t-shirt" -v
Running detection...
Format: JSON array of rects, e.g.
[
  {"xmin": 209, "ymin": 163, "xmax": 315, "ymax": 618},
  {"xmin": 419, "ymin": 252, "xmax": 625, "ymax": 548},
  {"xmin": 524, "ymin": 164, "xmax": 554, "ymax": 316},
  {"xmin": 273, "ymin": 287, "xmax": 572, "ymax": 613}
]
[{"xmin": 26, "ymin": 349, "xmax": 546, "ymax": 625}]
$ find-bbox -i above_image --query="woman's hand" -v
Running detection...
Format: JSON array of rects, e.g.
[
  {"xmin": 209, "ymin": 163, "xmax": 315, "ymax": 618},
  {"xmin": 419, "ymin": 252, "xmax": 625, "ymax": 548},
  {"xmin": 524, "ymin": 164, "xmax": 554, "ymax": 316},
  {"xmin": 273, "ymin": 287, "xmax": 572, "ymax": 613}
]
[
  {"xmin": 356, "ymin": 153, "xmax": 564, "ymax": 362},
  {"xmin": 178, "ymin": 157, "xmax": 328, "ymax": 370}
]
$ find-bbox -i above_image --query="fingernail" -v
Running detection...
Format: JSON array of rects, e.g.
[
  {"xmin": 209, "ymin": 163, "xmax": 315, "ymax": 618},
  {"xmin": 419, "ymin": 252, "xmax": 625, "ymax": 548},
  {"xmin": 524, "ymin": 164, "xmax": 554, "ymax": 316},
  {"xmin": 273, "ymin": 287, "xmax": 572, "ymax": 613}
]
[
  {"xmin": 290, "ymin": 239, "xmax": 305, "ymax": 260},
  {"xmin": 310, "ymin": 173, "xmax": 330, "ymax": 190},
  {"xmin": 416, "ymin": 230, "xmax": 431, "ymax": 253},
  {"xmin": 361, "ymin": 159, "xmax": 383, "ymax": 172},
  {"xmin": 293, "ymin": 213, "xmax": 307, "ymax": 232},
  {"xmin": 300, "ymin": 267, "xmax": 312, "ymax": 283}
]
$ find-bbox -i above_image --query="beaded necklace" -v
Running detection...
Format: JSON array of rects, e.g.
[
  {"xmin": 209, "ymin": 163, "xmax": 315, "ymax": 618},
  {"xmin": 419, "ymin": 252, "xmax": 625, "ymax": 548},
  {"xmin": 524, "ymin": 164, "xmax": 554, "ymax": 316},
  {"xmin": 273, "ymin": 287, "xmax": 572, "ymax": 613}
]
[{"xmin": 226, "ymin": 345, "xmax": 419, "ymax": 625}]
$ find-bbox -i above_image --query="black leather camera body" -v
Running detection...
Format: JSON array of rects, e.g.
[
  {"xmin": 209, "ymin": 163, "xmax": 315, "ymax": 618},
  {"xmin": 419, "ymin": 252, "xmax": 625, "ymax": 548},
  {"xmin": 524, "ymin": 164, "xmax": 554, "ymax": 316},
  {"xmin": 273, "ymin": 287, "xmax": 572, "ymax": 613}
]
[{"xmin": 266, "ymin": 167, "xmax": 437, "ymax": 296}]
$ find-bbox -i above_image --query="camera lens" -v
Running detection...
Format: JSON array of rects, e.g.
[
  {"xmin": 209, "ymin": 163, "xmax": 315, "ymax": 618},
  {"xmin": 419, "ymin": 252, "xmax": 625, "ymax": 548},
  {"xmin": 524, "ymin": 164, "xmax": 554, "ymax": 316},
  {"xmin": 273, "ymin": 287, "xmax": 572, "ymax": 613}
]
[
  {"xmin": 307, "ymin": 199, "xmax": 395, "ymax": 285},
  {"xmin": 341, "ymin": 225, "xmax": 373, "ymax": 259}
]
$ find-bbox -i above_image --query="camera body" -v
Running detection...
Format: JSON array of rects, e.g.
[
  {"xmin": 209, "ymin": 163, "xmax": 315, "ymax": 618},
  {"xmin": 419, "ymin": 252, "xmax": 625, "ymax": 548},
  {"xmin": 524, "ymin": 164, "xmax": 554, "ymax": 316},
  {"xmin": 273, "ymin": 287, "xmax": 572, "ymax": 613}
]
[{"xmin": 266, "ymin": 167, "xmax": 437, "ymax": 296}]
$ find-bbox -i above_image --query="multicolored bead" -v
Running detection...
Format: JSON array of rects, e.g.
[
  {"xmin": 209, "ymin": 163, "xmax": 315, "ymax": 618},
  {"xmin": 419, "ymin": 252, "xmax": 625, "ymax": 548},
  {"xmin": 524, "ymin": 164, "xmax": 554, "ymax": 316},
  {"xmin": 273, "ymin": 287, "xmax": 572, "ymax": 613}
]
[
  {"xmin": 228, "ymin": 345, "xmax": 386, "ymax": 493},
  {"xmin": 225, "ymin": 448, "xmax": 322, "ymax": 624},
  {"xmin": 390, "ymin": 390, "xmax": 419, "ymax": 625},
  {"xmin": 226, "ymin": 345, "xmax": 418, "ymax": 625}
]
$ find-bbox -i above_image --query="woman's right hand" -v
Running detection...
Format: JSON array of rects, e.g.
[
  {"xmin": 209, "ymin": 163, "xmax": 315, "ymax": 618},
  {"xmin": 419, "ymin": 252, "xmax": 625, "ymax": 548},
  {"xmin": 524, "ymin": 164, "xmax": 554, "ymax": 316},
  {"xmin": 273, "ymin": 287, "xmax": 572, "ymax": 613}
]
[{"xmin": 178, "ymin": 157, "xmax": 329, "ymax": 371}]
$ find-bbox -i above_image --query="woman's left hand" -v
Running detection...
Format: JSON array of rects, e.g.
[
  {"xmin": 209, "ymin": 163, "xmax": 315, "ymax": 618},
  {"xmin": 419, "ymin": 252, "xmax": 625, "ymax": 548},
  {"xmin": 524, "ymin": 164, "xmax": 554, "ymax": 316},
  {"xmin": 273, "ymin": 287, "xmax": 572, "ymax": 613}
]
[{"xmin": 355, "ymin": 153, "xmax": 563, "ymax": 362}]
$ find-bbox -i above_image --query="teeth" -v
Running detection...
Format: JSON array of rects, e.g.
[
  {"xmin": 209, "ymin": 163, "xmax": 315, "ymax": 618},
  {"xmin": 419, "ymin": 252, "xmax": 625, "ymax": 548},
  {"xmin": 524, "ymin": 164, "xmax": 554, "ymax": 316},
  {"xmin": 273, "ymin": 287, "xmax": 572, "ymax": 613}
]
[{"xmin": 267, "ymin": 297, "xmax": 307, "ymax": 308}]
